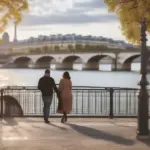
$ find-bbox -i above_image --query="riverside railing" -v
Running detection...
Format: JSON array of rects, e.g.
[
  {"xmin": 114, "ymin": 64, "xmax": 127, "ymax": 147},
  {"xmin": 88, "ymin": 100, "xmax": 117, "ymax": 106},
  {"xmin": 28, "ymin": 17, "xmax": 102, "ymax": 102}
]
[{"xmin": 0, "ymin": 86, "xmax": 150, "ymax": 118}]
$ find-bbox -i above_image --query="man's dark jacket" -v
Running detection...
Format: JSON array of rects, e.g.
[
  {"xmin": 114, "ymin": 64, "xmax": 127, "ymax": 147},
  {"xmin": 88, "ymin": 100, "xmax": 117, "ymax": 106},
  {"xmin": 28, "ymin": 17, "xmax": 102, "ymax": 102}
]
[{"xmin": 38, "ymin": 76, "xmax": 59, "ymax": 97}]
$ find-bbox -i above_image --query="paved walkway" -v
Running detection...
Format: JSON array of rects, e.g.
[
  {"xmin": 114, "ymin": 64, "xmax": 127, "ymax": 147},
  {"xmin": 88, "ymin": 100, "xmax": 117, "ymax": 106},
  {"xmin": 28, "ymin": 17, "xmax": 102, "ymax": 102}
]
[{"xmin": 0, "ymin": 118, "xmax": 150, "ymax": 150}]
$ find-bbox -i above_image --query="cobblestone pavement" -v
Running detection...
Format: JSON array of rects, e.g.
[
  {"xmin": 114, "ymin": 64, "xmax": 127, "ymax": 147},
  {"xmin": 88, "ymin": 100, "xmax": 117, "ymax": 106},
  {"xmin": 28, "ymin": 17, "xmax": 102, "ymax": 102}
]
[{"xmin": 0, "ymin": 118, "xmax": 150, "ymax": 150}]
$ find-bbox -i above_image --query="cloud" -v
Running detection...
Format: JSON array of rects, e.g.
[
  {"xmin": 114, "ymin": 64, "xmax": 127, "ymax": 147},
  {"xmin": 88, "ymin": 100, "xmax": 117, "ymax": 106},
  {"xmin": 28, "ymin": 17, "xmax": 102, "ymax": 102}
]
[
  {"xmin": 22, "ymin": 13, "xmax": 117, "ymax": 25},
  {"xmin": 21, "ymin": 0, "xmax": 117, "ymax": 26},
  {"xmin": 20, "ymin": 26, "xmax": 53, "ymax": 31},
  {"xmin": 74, "ymin": 0, "xmax": 106, "ymax": 9},
  {"xmin": 28, "ymin": 0, "xmax": 74, "ymax": 15}
]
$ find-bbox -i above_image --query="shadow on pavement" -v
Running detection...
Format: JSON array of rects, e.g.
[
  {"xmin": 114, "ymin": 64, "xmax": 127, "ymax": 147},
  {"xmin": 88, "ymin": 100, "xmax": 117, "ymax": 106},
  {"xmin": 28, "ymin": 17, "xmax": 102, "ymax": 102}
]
[
  {"xmin": 32, "ymin": 123, "xmax": 67, "ymax": 131},
  {"xmin": 49, "ymin": 123, "xmax": 67, "ymax": 131},
  {"xmin": 139, "ymin": 132, "xmax": 150, "ymax": 147},
  {"xmin": 140, "ymin": 139, "xmax": 150, "ymax": 147},
  {"xmin": 67, "ymin": 123, "xmax": 135, "ymax": 146}
]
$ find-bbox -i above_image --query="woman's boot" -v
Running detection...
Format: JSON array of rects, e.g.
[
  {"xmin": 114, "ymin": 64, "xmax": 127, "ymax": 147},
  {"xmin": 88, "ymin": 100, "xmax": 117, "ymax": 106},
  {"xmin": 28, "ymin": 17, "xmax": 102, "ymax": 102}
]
[
  {"xmin": 64, "ymin": 113, "xmax": 67, "ymax": 122},
  {"xmin": 61, "ymin": 115, "xmax": 65, "ymax": 123}
]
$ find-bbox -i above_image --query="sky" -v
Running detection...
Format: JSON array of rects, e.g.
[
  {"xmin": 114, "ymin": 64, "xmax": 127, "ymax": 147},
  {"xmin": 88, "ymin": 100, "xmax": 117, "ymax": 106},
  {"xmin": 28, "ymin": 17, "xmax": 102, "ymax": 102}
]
[{"xmin": 2, "ymin": 0, "xmax": 150, "ymax": 45}]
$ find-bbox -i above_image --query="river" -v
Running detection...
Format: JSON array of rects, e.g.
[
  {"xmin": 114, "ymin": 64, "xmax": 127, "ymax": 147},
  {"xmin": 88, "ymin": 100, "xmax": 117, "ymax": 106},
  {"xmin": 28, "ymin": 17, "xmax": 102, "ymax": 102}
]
[{"xmin": 0, "ymin": 63, "xmax": 150, "ymax": 88}]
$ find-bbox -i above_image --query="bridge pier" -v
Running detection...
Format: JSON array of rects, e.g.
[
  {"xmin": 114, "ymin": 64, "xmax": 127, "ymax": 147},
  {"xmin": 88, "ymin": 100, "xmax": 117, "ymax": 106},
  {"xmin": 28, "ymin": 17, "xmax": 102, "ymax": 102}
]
[
  {"xmin": 2, "ymin": 63, "xmax": 15, "ymax": 68},
  {"xmin": 121, "ymin": 63, "xmax": 131, "ymax": 71},
  {"xmin": 82, "ymin": 62, "xmax": 99, "ymax": 70},
  {"xmin": 111, "ymin": 63, "xmax": 122, "ymax": 71},
  {"xmin": 55, "ymin": 63, "xmax": 73, "ymax": 70},
  {"xmin": 16, "ymin": 63, "xmax": 30, "ymax": 68},
  {"xmin": 82, "ymin": 63, "xmax": 123, "ymax": 71},
  {"xmin": 34, "ymin": 63, "xmax": 50, "ymax": 69},
  {"xmin": 4, "ymin": 63, "xmax": 30, "ymax": 68}
]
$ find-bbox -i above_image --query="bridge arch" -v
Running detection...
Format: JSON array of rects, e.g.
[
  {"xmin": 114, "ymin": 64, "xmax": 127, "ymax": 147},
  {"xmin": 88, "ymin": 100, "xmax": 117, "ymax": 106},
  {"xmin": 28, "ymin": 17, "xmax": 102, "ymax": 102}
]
[
  {"xmin": 13, "ymin": 56, "xmax": 33, "ymax": 68},
  {"xmin": 35, "ymin": 56, "xmax": 56, "ymax": 69},
  {"xmin": 83, "ymin": 55, "xmax": 116, "ymax": 70},
  {"xmin": 56, "ymin": 55, "xmax": 83, "ymax": 70},
  {"xmin": 122, "ymin": 54, "xmax": 140, "ymax": 71},
  {"xmin": 1, "ymin": 95, "xmax": 23, "ymax": 117}
]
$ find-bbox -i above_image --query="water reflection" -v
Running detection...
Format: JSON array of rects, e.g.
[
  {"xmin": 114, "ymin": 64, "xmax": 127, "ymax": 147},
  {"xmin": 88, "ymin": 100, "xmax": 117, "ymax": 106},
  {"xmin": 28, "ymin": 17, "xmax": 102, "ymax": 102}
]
[
  {"xmin": 0, "ymin": 73, "xmax": 8, "ymax": 87},
  {"xmin": 73, "ymin": 64, "xmax": 82, "ymax": 71},
  {"xmin": 0, "ymin": 63, "xmax": 149, "ymax": 88},
  {"xmin": 99, "ymin": 64, "xmax": 111, "ymax": 71},
  {"xmin": 131, "ymin": 63, "xmax": 140, "ymax": 72},
  {"xmin": 50, "ymin": 63, "xmax": 141, "ymax": 71},
  {"xmin": 73, "ymin": 63, "xmax": 141, "ymax": 71},
  {"xmin": 0, "ymin": 70, "xmax": 25, "ymax": 87},
  {"xmin": 50, "ymin": 64, "xmax": 55, "ymax": 70}
]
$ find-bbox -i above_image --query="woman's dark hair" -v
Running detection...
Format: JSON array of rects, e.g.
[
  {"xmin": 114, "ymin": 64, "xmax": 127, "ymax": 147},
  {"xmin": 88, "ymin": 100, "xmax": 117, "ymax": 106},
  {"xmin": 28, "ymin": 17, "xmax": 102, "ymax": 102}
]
[{"xmin": 63, "ymin": 71, "xmax": 71, "ymax": 80}]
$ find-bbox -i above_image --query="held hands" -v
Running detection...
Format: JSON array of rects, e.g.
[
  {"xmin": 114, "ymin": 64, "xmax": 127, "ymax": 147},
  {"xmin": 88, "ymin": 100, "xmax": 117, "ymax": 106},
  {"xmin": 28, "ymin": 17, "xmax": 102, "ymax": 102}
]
[{"xmin": 57, "ymin": 91, "xmax": 61, "ymax": 101}]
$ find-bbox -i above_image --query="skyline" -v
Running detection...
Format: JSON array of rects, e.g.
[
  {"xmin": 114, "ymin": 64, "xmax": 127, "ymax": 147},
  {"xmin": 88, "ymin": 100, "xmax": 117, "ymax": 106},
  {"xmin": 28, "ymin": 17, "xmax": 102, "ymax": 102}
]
[{"xmin": 1, "ymin": 0, "xmax": 150, "ymax": 45}]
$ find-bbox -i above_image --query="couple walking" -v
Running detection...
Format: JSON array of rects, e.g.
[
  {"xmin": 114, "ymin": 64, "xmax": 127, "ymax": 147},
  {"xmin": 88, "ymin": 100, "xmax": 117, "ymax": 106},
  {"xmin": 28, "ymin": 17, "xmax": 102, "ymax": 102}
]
[{"xmin": 38, "ymin": 69, "xmax": 72, "ymax": 124}]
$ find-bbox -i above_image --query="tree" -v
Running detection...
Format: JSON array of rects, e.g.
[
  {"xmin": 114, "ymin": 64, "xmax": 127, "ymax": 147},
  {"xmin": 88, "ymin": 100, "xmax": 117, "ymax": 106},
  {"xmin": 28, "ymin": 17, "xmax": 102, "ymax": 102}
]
[
  {"xmin": 42, "ymin": 46, "xmax": 49, "ymax": 53},
  {"xmin": 54, "ymin": 45, "xmax": 60, "ymax": 52},
  {"xmin": 125, "ymin": 46, "xmax": 140, "ymax": 51},
  {"xmin": 29, "ymin": 48, "xmax": 36, "ymax": 54},
  {"xmin": 75, "ymin": 44, "xmax": 83, "ymax": 51},
  {"xmin": 105, "ymin": 0, "xmax": 150, "ymax": 138},
  {"xmin": 104, "ymin": 0, "xmax": 150, "ymax": 44},
  {"xmin": 8, "ymin": 47, "xmax": 13, "ymax": 53},
  {"xmin": 35, "ymin": 47, "xmax": 42, "ymax": 53},
  {"xmin": 68, "ymin": 44, "xmax": 74, "ymax": 52},
  {"xmin": 84, "ymin": 44, "xmax": 93, "ymax": 51},
  {"xmin": 93, "ymin": 45, "xmax": 108, "ymax": 51},
  {"xmin": 0, "ymin": 0, "xmax": 28, "ymax": 32}
]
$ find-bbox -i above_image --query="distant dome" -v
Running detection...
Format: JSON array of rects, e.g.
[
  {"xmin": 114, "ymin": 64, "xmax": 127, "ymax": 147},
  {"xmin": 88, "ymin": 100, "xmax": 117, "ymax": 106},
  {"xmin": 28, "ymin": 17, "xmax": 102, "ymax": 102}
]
[{"xmin": 2, "ymin": 32, "xmax": 9, "ymax": 44}]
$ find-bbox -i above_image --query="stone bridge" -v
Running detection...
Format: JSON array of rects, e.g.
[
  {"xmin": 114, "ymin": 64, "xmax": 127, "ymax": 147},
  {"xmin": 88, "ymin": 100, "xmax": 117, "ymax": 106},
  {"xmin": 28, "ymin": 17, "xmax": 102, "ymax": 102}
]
[
  {"xmin": 0, "ymin": 32, "xmax": 150, "ymax": 71},
  {"xmin": 3, "ymin": 51, "xmax": 150, "ymax": 71}
]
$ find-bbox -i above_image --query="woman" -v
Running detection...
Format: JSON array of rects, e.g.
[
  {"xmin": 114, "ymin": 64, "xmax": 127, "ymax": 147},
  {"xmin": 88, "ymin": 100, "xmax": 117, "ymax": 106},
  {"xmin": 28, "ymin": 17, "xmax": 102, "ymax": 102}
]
[{"xmin": 57, "ymin": 71, "xmax": 72, "ymax": 123}]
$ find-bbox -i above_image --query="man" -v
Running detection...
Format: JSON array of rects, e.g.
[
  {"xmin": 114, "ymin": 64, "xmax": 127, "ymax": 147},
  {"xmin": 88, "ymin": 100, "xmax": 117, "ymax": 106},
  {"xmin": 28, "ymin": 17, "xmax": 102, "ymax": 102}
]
[{"xmin": 38, "ymin": 69, "xmax": 59, "ymax": 123}]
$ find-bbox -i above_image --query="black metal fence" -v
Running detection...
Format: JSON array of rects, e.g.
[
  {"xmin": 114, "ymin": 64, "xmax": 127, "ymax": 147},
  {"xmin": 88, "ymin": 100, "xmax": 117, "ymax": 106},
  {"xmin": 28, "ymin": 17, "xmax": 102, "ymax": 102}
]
[{"xmin": 0, "ymin": 86, "xmax": 150, "ymax": 118}]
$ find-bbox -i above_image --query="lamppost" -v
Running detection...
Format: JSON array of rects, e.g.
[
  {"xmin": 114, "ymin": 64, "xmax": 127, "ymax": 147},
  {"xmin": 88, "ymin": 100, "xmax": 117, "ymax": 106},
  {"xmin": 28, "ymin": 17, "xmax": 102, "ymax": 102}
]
[
  {"xmin": 13, "ymin": 23, "xmax": 17, "ymax": 42},
  {"xmin": 137, "ymin": 19, "xmax": 149, "ymax": 139}
]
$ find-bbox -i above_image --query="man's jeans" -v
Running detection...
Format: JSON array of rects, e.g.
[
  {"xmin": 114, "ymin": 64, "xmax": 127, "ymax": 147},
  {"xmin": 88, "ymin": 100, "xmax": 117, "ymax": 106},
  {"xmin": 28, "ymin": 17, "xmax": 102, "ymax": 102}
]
[{"xmin": 42, "ymin": 96, "xmax": 53, "ymax": 121}]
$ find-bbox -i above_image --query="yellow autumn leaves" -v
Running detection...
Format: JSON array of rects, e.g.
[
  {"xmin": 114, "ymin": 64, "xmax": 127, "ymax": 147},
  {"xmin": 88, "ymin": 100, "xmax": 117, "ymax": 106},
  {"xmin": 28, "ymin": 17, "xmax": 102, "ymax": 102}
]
[
  {"xmin": 104, "ymin": 0, "xmax": 150, "ymax": 44},
  {"xmin": 0, "ymin": 0, "xmax": 28, "ymax": 32},
  {"xmin": 0, "ymin": 0, "xmax": 149, "ymax": 45}
]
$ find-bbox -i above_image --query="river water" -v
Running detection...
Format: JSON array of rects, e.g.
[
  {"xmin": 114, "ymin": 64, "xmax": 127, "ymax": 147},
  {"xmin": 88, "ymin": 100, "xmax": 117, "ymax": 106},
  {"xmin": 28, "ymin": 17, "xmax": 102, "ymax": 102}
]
[
  {"xmin": 0, "ymin": 63, "xmax": 150, "ymax": 88},
  {"xmin": 0, "ymin": 63, "xmax": 150, "ymax": 116}
]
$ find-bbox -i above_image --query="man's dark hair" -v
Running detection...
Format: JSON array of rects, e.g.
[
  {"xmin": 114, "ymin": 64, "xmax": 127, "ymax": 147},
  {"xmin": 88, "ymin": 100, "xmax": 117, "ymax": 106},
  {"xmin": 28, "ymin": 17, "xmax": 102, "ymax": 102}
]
[{"xmin": 45, "ymin": 69, "xmax": 50, "ymax": 74}]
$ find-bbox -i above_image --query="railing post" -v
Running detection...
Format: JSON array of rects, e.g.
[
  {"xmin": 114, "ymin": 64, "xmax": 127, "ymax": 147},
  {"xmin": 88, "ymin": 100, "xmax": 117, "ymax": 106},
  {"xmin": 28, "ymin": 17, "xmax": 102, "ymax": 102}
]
[
  {"xmin": 0, "ymin": 89, "xmax": 4, "ymax": 118},
  {"xmin": 109, "ymin": 88, "xmax": 114, "ymax": 119}
]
